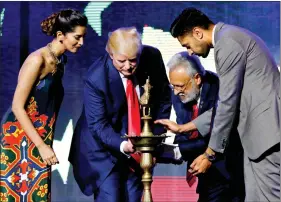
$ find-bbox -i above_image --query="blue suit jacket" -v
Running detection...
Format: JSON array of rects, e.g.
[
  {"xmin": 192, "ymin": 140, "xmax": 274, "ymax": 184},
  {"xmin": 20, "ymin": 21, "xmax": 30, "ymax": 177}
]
[
  {"xmin": 173, "ymin": 71, "xmax": 231, "ymax": 193},
  {"xmin": 69, "ymin": 45, "xmax": 171, "ymax": 196}
]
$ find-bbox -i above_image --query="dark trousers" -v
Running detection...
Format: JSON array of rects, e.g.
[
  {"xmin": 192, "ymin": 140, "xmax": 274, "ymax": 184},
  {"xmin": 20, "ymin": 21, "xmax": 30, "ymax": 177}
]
[
  {"xmin": 197, "ymin": 163, "xmax": 231, "ymax": 202},
  {"xmin": 198, "ymin": 184, "xmax": 230, "ymax": 202},
  {"xmin": 94, "ymin": 161, "xmax": 143, "ymax": 202}
]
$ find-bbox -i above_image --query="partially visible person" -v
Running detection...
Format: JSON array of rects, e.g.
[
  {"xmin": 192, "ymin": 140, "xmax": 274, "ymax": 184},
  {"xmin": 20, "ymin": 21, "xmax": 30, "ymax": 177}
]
[
  {"xmin": 0, "ymin": 9, "xmax": 87, "ymax": 202},
  {"xmin": 69, "ymin": 27, "xmax": 171, "ymax": 202},
  {"xmin": 156, "ymin": 52, "xmax": 245, "ymax": 202},
  {"xmin": 169, "ymin": 7, "xmax": 280, "ymax": 201}
]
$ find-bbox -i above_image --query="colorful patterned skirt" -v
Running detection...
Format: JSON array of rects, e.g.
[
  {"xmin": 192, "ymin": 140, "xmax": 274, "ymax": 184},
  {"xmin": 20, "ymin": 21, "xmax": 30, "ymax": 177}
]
[{"xmin": 0, "ymin": 99, "xmax": 56, "ymax": 202}]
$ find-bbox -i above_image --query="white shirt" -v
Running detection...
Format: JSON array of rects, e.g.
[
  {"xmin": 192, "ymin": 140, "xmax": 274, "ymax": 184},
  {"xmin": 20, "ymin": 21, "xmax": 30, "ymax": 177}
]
[
  {"xmin": 119, "ymin": 73, "xmax": 140, "ymax": 156},
  {"xmin": 196, "ymin": 85, "xmax": 203, "ymax": 108},
  {"xmin": 212, "ymin": 24, "xmax": 217, "ymax": 47}
]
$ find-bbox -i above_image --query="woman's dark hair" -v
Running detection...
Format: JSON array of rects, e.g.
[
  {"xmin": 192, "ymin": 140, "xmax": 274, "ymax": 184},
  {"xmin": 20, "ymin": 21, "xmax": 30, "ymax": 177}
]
[
  {"xmin": 170, "ymin": 7, "xmax": 214, "ymax": 38},
  {"xmin": 41, "ymin": 9, "xmax": 88, "ymax": 36}
]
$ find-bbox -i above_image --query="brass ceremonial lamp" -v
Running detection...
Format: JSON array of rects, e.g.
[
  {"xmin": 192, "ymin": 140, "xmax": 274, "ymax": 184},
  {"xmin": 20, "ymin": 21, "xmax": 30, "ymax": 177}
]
[{"xmin": 124, "ymin": 77, "xmax": 169, "ymax": 202}]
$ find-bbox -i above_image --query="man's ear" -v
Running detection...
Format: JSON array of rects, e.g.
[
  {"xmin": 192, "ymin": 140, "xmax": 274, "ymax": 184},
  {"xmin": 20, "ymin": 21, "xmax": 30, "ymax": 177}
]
[
  {"xmin": 192, "ymin": 27, "xmax": 203, "ymax": 40},
  {"xmin": 194, "ymin": 73, "xmax": 202, "ymax": 85},
  {"xmin": 109, "ymin": 53, "xmax": 114, "ymax": 60}
]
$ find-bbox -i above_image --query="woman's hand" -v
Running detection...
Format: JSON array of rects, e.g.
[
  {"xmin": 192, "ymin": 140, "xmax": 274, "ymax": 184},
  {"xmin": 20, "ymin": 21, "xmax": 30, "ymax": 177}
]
[{"xmin": 37, "ymin": 143, "xmax": 59, "ymax": 166}]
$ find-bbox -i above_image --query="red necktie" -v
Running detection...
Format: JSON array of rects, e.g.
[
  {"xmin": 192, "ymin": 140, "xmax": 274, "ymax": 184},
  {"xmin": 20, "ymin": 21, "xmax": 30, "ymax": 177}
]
[
  {"xmin": 189, "ymin": 103, "xmax": 199, "ymax": 139},
  {"xmin": 126, "ymin": 78, "xmax": 141, "ymax": 163},
  {"xmin": 186, "ymin": 103, "xmax": 199, "ymax": 187}
]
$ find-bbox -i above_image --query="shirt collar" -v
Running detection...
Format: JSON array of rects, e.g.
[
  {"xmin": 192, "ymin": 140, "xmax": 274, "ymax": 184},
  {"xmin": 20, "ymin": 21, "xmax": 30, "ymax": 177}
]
[
  {"xmin": 119, "ymin": 72, "xmax": 126, "ymax": 79},
  {"xmin": 212, "ymin": 24, "xmax": 217, "ymax": 47}
]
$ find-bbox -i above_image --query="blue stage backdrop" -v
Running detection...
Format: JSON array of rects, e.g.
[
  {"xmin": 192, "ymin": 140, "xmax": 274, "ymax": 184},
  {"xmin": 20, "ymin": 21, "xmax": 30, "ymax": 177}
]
[{"xmin": 0, "ymin": 2, "xmax": 280, "ymax": 202}]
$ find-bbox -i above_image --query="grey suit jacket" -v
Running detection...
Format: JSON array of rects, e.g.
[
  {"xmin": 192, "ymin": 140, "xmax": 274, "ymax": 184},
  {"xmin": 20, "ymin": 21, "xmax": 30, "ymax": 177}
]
[{"xmin": 208, "ymin": 22, "xmax": 280, "ymax": 160}]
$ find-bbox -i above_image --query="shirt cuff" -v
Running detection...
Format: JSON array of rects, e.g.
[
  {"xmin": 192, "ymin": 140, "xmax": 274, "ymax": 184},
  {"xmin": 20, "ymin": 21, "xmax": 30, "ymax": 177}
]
[
  {"xmin": 120, "ymin": 141, "xmax": 131, "ymax": 158},
  {"xmin": 174, "ymin": 146, "xmax": 182, "ymax": 160}
]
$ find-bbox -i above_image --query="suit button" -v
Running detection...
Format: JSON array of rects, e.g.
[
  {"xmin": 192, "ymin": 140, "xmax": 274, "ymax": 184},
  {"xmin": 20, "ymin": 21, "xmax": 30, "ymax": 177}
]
[
  {"xmin": 111, "ymin": 157, "xmax": 117, "ymax": 164},
  {"xmin": 222, "ymin": 139, "xmax": 227, "ymax": 148}
]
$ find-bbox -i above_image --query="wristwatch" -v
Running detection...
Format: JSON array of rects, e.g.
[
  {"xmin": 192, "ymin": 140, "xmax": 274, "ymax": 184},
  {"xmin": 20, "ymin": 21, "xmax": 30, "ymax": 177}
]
[{"xmin": 203, "ymin": 152, "xmax": 216, "ymax": 162}]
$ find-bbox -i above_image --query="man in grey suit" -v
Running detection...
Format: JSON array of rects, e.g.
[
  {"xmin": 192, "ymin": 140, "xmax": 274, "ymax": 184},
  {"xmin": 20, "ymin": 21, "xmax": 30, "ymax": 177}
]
[{"xmin": 169, "ymin": 7, "xmax": 280, "ymax": 202}]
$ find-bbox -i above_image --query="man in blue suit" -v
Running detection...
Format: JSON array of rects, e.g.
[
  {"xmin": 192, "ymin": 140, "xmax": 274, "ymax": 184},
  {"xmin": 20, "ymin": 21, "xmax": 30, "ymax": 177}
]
[
  {"xmin": 155, "ymin": 52, "xmax": 244, "ymax": 202},
  {"xmin": 69, "ymin": 27, "xmax": 171, "ymax": 202}
]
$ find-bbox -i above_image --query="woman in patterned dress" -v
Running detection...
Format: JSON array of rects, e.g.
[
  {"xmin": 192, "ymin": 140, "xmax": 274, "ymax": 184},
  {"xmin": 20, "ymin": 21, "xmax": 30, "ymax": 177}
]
[{"xmin": 0, "ymin": 9, "xmax": 87, "ymax": 202}]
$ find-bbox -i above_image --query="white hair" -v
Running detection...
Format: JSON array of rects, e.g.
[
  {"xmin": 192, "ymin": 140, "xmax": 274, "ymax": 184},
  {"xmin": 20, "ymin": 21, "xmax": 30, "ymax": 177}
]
[{"xmin": 167, "ymin": 52, "xmax": 206, "ymax": 77}]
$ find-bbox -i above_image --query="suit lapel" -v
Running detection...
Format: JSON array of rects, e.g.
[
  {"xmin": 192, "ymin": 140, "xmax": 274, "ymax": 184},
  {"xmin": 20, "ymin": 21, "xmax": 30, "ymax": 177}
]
[
  {"xmin": 199, "ymin": 82, "xmax": 210, "ymax": 114},
  {"xmin": 135, "ymin": 62, "xmax": 147, "ymax": 98},
  {"xmin": 139, "ymin": 82, "xmax": 144, "ymax": 97},
  {"xmin": 199, "ymin": 73, "xmax": 217, "ymax": 114},
  {"xmin": 107, "ymin": 56, "xmax": 126, "ymax": 111}
]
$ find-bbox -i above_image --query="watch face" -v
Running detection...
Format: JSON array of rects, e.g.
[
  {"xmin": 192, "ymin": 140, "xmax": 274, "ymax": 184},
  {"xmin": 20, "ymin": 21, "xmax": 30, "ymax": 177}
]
[
  {"xmin": 209, "ymin": 155, "xmax": 216, "ymax": 161},
  {"xmin": 205, "ymin": 153, "xmax": 216, "ymax": 161}
]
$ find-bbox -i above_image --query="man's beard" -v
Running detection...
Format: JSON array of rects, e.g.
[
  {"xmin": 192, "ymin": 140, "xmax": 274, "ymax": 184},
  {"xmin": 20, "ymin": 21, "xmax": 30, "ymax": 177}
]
[
  {"xmin": 178, "ymin": 80, "xmax": 200, "ymax": 104},
  {"xmin": 195, "ymin": 44, "xmax": 210, "ymax": 58},
  {"xmin": 199, "ymin": 47, "xmax": 210, "ymax": 58}
]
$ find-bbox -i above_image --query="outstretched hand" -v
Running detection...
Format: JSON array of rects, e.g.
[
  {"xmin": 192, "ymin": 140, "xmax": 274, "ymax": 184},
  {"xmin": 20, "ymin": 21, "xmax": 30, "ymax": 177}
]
[{"xmin": 154, "ymin": 119, "xmax": 180, "ymax": 133}]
